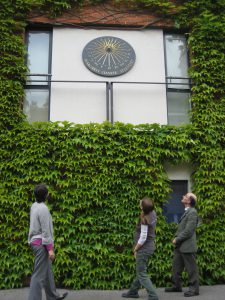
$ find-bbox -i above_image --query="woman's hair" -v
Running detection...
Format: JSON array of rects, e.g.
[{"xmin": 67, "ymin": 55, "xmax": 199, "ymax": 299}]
[
  {"xmin": 140, "ymin": 196, "xmax": 155, "ymax": 225},
  {"xmin": 34, "ymin": 183, "xmax": 48, "ymax": 203}
]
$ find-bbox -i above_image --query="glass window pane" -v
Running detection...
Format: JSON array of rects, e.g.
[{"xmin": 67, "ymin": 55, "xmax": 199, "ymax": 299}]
[
  {"xmin": 27, "ymin": 31, "xmax": 50, "ymax": 85},
  {"xmin": 163, "ymin": 180, "xmax": 187, "ymax": 223},
  {"xmin": 24, "ymin": 89, "xmax": 49, "ymax": 122},
  {"xmin": 168, "ymin": 91, "xmax": 190, "ymax": 125},
  {"xmin": 165, "ymin": 34, "xmax": 189, "ymax": 89}
]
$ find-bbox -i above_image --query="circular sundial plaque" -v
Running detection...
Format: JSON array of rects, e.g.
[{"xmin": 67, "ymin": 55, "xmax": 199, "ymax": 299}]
[{"xmin": 82, "ymin": 36, "xmax": 136, "ymax": 77}]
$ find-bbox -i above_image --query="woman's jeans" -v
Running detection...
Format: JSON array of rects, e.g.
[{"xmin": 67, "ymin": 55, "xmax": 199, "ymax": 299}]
[{"xmin": 129, "ymin": 251, "xmax": 158, "ymax": 299}]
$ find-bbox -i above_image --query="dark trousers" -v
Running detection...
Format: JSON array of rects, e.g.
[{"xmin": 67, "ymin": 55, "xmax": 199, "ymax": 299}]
[
  {"xmin": 28, "ymin": 245, "xmax": 59, "ymax": 300},
  {"xmin": 129, "ymin": 251, "xmax": 158, "ymax": 299},
  {"xmin": 172, "ymin": 248, "xmax": 199, "ymax": 293}
]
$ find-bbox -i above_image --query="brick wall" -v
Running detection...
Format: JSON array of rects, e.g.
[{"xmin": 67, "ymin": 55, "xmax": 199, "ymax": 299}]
[{"xmin": 28, "ymin": 2, "xmax": 174, "ymax": 28}]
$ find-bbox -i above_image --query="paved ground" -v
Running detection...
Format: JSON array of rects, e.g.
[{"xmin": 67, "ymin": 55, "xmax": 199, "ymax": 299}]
[{"xmin": 0, "ymin": 286, "xmax": 225, "ymax": 300}]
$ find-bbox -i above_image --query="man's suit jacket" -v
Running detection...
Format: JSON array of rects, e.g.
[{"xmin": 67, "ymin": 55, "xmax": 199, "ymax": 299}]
[{"xmin": 175, "ymin": 207, "xmax": 198, "ymax": 253}]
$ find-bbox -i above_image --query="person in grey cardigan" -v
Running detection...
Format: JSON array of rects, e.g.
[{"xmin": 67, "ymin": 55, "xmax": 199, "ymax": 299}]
[
  {"xmin": 28, "ymin": 183, "xmax": 68, "ymax": 300},
  {"xmin": 165, "ymin": 192, "xmax": 199, "ymax": 297}
]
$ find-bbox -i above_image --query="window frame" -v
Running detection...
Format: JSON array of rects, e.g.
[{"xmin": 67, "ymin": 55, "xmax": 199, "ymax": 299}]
[
  {"xmin": 163, "ymin": 32, "xmax": 191, "ymax": 125},
  {"xmin": 24, "ymin": 26, "xmax": 53, "ymax": 122}
]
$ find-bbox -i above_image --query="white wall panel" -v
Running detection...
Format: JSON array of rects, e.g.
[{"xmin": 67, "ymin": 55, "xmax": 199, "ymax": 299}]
[
  {"xmin": 50, "ymin": 83, "xmax": 107, "ymax": 123},
  {"xmin": 50, "ymin": 28, "xmax": 167, "ymax": 124}
]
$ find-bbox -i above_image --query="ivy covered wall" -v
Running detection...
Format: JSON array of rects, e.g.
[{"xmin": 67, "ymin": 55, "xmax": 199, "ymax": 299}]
[{"xmin": 0, "ymin": 0, "xmax": 225, "ymax": 289}]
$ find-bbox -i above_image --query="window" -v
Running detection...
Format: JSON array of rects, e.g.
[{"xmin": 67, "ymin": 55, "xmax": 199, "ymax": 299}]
[
  {"xmin": 24, "ymin": 29, "xmax": 52, "ymax": 122},
  {"xmin": 163, "ymin": 180, "xmax": 187, "ymax": 223},
  {"xmin": 164, "ymin": 34, "xmax": 191, "ymax": 125}
]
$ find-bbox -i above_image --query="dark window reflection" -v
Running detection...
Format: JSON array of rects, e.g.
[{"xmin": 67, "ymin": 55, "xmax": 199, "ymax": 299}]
[{"xmin": 163, "ymin": 180, "xmax": 187, "ymax": 223}]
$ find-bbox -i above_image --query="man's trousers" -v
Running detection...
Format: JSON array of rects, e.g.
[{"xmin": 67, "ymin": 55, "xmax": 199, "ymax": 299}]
[
  {"xmin": 172, "ymin": 248, "xmax": 199, "ymax": 293},
  {"xmin": 28, "ymin": 245, "xmax": 60, "ymax": 300}
]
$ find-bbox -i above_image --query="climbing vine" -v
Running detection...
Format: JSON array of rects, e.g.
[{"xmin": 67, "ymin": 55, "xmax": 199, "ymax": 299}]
[{"xmin": 0, "ymin": 0, "xmax": 225, "ymax": 289}]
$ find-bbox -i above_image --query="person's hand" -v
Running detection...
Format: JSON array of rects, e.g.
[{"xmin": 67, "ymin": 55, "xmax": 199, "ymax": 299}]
[
  {"xmin": 49, "ymin": 250, "xmax": 55, "ymax": 261},
  {"xmin": 172, "ymin": 238, "xmax": 177, "ymax": 245},
  {"xmin": 133, "ymin": 250, "xmax": 137, "ymax": 258}
]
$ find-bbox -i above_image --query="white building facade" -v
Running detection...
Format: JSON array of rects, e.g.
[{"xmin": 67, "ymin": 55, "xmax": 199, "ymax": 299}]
[
  {"xmin": 24, "ymin": 28, "xmax": 190, "ymax": 126},
  {"xmin": 24, "ymin": 25, "xmax": 192, "ymax": 223}
]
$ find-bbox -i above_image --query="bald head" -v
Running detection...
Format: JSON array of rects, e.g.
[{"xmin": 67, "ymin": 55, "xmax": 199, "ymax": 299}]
[{"xmin": 182, "ymin": 193, "xmax": 197, "ymax": 207}]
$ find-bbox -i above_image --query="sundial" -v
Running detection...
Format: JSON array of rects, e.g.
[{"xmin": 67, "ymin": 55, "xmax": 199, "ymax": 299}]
[{"xmin": 82, "ymin": 36, "xmax": 136, "ymax": 77}]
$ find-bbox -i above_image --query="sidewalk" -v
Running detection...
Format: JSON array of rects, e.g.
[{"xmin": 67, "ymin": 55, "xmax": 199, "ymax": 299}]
[{"xmin": 0, "ymin": 286, "xmax": 225, "ymax": 300}]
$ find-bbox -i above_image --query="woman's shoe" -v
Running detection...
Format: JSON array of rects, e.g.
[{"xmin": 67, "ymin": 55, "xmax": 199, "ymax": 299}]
[{"xmin": 122, "ymin": 291, "xmax": 139, "ymax": 298}]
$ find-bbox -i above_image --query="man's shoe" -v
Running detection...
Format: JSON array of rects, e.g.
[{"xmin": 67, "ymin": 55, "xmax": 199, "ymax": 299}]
[
  {"xmin": 184, "ymin": 291, "xmax": 199, "ymax": 297},
  {"xmin": 165, "ymin": 287, "xmax": 182, "ymax": 292},
  {"xmin": 56, "ymin": 292, "xmax": 68, "ymax": 300},
  {"xmin": 122, "ymin": 292, "xmax": 139, "ymax": 298}
]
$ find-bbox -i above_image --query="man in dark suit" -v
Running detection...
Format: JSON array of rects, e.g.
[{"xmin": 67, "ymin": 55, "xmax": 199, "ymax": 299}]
[{"xmin": 165, "ymin": 193, "xmax": 199, "ymax": 297}]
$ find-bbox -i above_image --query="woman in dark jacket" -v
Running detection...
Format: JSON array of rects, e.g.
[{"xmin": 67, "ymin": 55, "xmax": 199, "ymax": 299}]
[{"xmin": 122, "ymin": 197, "xmax": 159, "ymax": 300}]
